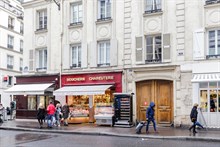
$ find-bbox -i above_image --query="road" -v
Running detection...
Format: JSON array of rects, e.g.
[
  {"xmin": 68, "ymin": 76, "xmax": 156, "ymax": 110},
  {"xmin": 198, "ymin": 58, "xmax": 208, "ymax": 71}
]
[{"xmin": 0, "ymin": 130, "xmax": 219, "ymax": 147}]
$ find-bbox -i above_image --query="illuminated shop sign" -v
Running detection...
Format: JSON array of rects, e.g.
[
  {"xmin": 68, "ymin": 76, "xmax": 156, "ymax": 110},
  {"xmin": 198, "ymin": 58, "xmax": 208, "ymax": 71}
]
[{"xmin": 66, "ymin": 76, "xmax": 114, "ymax": 82}]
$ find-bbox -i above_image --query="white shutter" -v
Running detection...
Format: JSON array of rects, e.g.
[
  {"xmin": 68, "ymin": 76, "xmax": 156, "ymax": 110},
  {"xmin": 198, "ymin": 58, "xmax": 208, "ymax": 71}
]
[
  {"xmin": 135, "ymin": 36, "xmax": 143, "ymax": 63},
  {"xmin": 163, "ymin": 34, "xmax": 171, "ymax": 62},
  {"xmin": 193, "ymin": 29, "xmax": 205, "ymax": 60},
  {"xmin": 110, "ymin": 39, "xmax": 118, "ymax": 66},
  {"xmin": 29, "ymin": 50, "xmax": 34, "ymax": 71},
  {"xmin": 81, "ymin": 42, "xmax": 88, "ymax": 68},
  {"xmin": 62, "ymin": 44, "xmax": 70, "ymax": 69},
  {"xmin": 90, "ymin": 41, "xmax": 97, "ymax": 67}
]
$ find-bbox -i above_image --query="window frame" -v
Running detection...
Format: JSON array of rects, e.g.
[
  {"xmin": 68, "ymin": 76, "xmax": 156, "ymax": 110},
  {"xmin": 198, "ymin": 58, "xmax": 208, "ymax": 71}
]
[
  {"xmin": 70, "ymin": 44, "xmax": 81, "ymax": 68},
  {"xmin": 7, "ymin": 55, "xmax": 14, "ymax": 69},
  {"xmin": 20, "ymin": 40, "xmax": 23, "ymax": 53},
  {"xmin": 7, "ymin": 35, "xmax": 14, "ymax": 49},
  {"xmin": 20, "ymin": 58, "xmax": 23, "ymax": 72},
  {"xmin": 8, "ymin": 16, "xmax": 14, "ymax": 30},
  {"xmin": 37, "ymin": 9, "xmax": 47, "ymax": 31},
  {"xmin": 145, "ymin": 0, "xmax": 162, "ymax": 14},
  {"xmin": 36, "ymin": 48, "xmax": 47, "ymax": 71},
  {"xmin": 97, "ymin": 40, "xmax": 110, "ymax": 67},
  {"xmin": 207, "ymin": 29, "xmax": 220, "ymax": 59},
  {"xmin": 97, "ymin": 0, "xmax": 111, "ymax": 21},
  {"xmin": 145, "ymin": 35, "xmax": 162, "ymax": 63},
  {"xmin": 70, "ymin": 2, "xmax": 83, "ymax": 25}
]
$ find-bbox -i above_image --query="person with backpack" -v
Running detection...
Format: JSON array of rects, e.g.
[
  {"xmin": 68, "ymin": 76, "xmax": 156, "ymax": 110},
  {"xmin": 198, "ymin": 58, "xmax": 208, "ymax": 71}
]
[{"xmin": 146, "ymin": 102, "xmax": 158, "ymax": 134}]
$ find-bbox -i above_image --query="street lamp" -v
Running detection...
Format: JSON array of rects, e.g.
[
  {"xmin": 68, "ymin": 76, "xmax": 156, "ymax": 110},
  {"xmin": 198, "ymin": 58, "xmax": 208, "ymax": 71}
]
[{"xmin": 45, "ymin": 0, "xmax": 60, "ymax": 10}]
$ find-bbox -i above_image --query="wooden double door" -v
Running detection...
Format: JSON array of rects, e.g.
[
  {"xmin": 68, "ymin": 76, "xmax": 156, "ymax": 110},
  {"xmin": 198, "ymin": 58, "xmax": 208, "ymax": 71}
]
[{"xmin": 136, "ymin": 80, "xmax": 173, "ymax": 125}]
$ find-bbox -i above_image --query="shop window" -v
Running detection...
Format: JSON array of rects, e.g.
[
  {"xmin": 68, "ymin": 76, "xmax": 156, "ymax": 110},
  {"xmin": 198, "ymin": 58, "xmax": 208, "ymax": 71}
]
[
  {"xmin": 207, "ymin": 29, "xmax": 220, "ymax": 59},
  {"xmin": 200, "ymin": 90, "xmax": 208, "ymax": 112},
  {"xmin": 145, "ymin": 0, "xmax": 162, "ymax": 14},
  {"xmin": 218, "ymin": 90, "xmax": 220, "ymax": 112},
  {"xmin": 98, "ymin": 40, "xmax": 110, "ymax": 67},
  {"xmin": 97, "ymin": 0, "xmax": 111, "ymax": 21},
  {"xmin": 145, "ymin": 35, "xmax": 162, "ymax": 63},
  {"xmin": 70, "ymin": 2, "xmax": 82, "ymax": 25},
  {"xmin": 209, "ymin": 82, "xmax": 217, "ymax": 88},
  {"xmin": 210, "ymin": 90, "xmax": 217, "ymax": 112},
  {"xmin": 28, "ymin": 96, "xmax": 37, "ymax": 110}
]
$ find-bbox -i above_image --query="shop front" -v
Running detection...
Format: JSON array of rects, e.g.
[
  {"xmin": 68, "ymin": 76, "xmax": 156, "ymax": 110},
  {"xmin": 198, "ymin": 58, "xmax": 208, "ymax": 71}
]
[
  {"xmin": 4, "ymin": 74, "xmax": 59, "ymax": 118},
  {"xmin": 54, "ymin": 72, "xmax": 122, "ymax": 124}
]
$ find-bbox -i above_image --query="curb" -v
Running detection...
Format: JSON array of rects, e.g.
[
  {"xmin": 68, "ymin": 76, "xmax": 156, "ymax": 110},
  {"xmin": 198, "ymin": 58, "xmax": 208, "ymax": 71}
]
[{"xmin": 1, "ymin": 126, "xmax": 220, "ymax": 142}]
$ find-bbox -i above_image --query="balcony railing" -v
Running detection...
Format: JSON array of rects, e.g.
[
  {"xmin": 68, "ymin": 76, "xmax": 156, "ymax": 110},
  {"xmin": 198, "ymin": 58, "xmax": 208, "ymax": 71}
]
[
  {"xmin": 145, "ymin": 59, "xmax": 161, "ymax": 64},
  {"xmin": 36, "ymin": 67, "xmax": 47, "ymax": 71},
  {"xmin": 70, "ymin": 63, "xmax": 81, "ymax": 68},
  {"xmin": 97, "ymin": 17, "xmax": 111, "ymax": 22},
  {"xmin": 206, "ymin": 0, "xmax": 220, "ymax": 5},
  {"xmin": 145, "ymin": 9, "xmax": 162, "ymax": 14},
  {"xmin": 7, "ymin": 44, "xmax": 13, "ymax": 49},
  {"xmin": 206, "ymin": 54, "xmax": 220, "ymax": 59},
  {"xmin": 0, "ymin": 1, "xmax": 23, "ymax": 17},
  {"xmin": 70, "ymin": 22, "xmax": 82, "ymax": 26},
  {"xmin": 97, "ymin": 63, "xmax": 110, "ymax": 67},
  {"xmin": 36, "ymin": 26, "xmax": 47, "ymax": 31},
  {"xmin": 7, "ymin": 64, "xmax": 13, "ymax": 69}
]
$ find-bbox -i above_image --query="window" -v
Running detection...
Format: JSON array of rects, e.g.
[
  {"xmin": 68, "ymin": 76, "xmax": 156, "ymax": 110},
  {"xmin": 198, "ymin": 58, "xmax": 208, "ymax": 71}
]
[
  {"xmin": 71, "ymin": 45, "xmax": 81, "ymax": 68},
  {"xmin": 98, "ymin": 41, "xmax": 110, "ymax": 66},
  {"xmin": 207, "ymin": 29, "xmax": 220, "ymax": 59},
  {"xmin": 28, "ymin": 96, "xmax": 37, "ymax": 110},
  {"xmin": 70, "ymin": 2, "xmax": 82, "ymax": 25},
  {"xmin": 37, "ymin": 9, "xmax": 47, "ymax": 30},
  {"xmin": 7, "ymin": 55, "xmax": 14, "ymax": 69},
  {"xmin": 98, "ymin": 0, "xmax": 111, "ymax": 20},
  {"xmin": 7, "ymin": 35, "xmax": 14, "ymax": 49},
  {"xmin": 145, "ymin": 0, "xmax": 161, "ymax": 13},
  {"xmin": 20, "ymin": 40, "xmax": 23, "ymax": 53},
  {"xmin": 20, "ymin": 58, "xmax": 23, "ymax": 71},
  {"xmin": 145, "ymin": 35, "xmax": 162, "ymax": 63},
  {"xmin": 20, "ymin": 22, "xmax": 24, "ymax": 34},
  {"xmin": 36, "ymin": 48, "xmax": 47, "ymax": 70},
  {"xmin": 8, "ymin": 17, "xmax": 14, "ymax": 30},
  {"xmin": 206, "ymin": 0, "xmax": 220, "ymax": 5},
  {"xmin": 8, "ymin": 76, "xmax": 13, "ymax": 85}
]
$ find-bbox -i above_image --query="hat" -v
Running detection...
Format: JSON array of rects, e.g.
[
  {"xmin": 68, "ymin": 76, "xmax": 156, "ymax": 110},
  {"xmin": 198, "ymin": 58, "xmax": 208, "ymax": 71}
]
[{"xmin": 194, "ymin": 103, "xmax": 199, "ymax": 107}]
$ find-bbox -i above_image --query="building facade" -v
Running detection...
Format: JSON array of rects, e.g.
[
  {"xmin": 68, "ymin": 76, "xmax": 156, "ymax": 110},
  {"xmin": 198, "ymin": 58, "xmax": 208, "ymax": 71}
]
[
  {"xmin": 0, "ymin": 0, "xmax": 24, "ymax": 107},
  {"xmin": 21, "ymin": 0, "xmax": 220, "ymax": 127}
]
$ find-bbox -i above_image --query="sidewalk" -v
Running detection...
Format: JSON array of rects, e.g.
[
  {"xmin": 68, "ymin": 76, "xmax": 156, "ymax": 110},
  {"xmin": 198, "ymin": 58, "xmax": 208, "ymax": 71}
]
[{"xmin": 0, "ymin": 119, "xmax": 220, "ymax": 142}]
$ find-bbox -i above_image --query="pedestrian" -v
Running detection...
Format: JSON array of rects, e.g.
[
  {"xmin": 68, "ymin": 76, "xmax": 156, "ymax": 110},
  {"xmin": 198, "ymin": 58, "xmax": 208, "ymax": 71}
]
[
  {"xmin": 189, "ymin": 103, "xmax": 204, "ymax": 133},
  {"xmin": 46, "ymin": 101, "xmax": 56, "ymax": 128},
  {"xmin": 0, "ymin": 103, "xmax": 4, "ymax": 123},
  {"xmin": 55, "ymin": 103, "xmax": 62, "ymax": 127},
  {"xmin": 146, "ymin": 102, "xmax": 158, "ymax": 134},
  {"xmin": 62, "ymin": 103, "xmax": 70, "ymax": 126},
  {"xmin": 36, "ymin": 103, "xmax": 46, "ymax": 129}
]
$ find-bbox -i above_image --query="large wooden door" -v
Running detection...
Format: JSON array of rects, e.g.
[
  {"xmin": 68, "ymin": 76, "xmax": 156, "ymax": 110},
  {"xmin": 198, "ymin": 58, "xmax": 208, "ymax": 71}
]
[{"xmin": 136, "ymin": 80, "xmax": 173, "ymax": 125}]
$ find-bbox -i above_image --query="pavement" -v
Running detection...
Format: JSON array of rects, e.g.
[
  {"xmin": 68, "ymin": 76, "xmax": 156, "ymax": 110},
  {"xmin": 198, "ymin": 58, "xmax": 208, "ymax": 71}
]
[{"xmin": 0, "ymin": 119, "xmax": 220, "ymax": 142}]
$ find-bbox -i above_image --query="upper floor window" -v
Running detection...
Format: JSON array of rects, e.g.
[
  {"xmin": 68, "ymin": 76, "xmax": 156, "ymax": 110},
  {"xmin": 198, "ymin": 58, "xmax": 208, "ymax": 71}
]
[
  {"xmin": 8, "ymin": 17, "xmax": 14, "ymax": 30},
  {"xmin": 36, "ymin": 48, "xmax": 47, "ymax": 71},
  {"xmin": 145, "ymin": 35, "xmax": 162, "ymax": 63},
  {"xmin": 20, "ymin": 58, "xmax": 23, "ymax": 72},
  {"xmin": 20, "ymin": 40, "xmax": 23, "ymax": 53},
  {"xmin": 70, "ymin": 2, "xmax": 82, "ymax": 25},
  {"xmin": 98, "ymin": 41, "xmax": 110, "ymax": 67},
  {"xmin": 7, "ymin": 55, "xmax": 14, "ymax": 69},
  {"xmin": 7, "ymin": 35, "xmax": 14, "ymax": 49},
  {"xmin": 207, "ymin": 29, "xmax": 220, "ymax": 58},
  {"xmin": 37, "ymin": 9, "xmax": 47, "ymax": 31},
  {"xmin": 71, "ymin": 44, "xmax": 81, "ymax": 68},
  {"xmin": 145, "ymin": 0, "xmax": 161, "ymax": 14},
  {"xmin": 98, "ymin": 0, "xmax": 111, "ymax": 21},
  {"xmin": 20, "ymin": 22, "xmax": 24, "ymax": 34}
]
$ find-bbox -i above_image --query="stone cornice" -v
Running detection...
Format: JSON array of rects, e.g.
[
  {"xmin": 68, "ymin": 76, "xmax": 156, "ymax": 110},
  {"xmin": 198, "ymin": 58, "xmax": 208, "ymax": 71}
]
[
  {"xmin": 0, "ymin": 25, "xmax": 23, "ymax": 37},
  {"xmin": 22, "ymin": 0, "xmax": 48, "ymax": 9},
  {"xmin": 0, "ymin": 45, "xmax": 23, "ymax": 55}
]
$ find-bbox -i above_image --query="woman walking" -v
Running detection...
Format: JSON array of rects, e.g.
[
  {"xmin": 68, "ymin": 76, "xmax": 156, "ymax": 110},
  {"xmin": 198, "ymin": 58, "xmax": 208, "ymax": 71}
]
[
  {"xmin": 37, "ymin": 103, "xmax": 46, "ymax": 129},
  {"xmin": 55, "ymin": 103, "xmax": 62, "ymax": 127}
]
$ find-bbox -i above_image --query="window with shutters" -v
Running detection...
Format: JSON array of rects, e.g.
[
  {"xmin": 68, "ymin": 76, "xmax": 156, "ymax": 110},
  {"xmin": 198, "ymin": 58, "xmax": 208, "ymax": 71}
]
[
  {"xmin": 98, "ymin": 41, "xmax": 110, "ymax": 67},
  {"xmin": 145, "ymin": 35, "xmax": 162, "ymax": 63},
  {"xmin": 36, "ymin": 48, "xmax": 47, "ymax": 71},
  {"xmin": 98, "ymin": 0, "xmax": 111, "ymax": 21},
  {"xmin": 206, "ymin": 29, "xmax": 220, "ymax": 59},
  {"xmin": 7, "ymin": 55, "xmax": 14, "ymax": 69},
  {"xmin": 145, "ymin": 0, "xmax": 162, "ymax": 14},
  {"xmin": 70, "ymin": 44, "xmax": 81, "ymax": 68},
  {"xmin": 7, "ymin": 35, "xmax": 14, "ymax": 49},
  {"xmin": 70, "ymin": 2, "xmax": 82, "ymax": 25},
  {"xmin": 36, "ymin": 9, "xmax": 47, "ymax": 31}
]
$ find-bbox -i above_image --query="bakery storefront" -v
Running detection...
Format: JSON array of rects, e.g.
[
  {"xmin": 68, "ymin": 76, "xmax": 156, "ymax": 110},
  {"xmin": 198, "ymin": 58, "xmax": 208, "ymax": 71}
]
[
  {"xmin": 4, "ymin": 74, "xmax": 59, "ymax": 118},
  {"xmin": 54, "ymin": 72, "xmax": 122, "ymax": 124}
]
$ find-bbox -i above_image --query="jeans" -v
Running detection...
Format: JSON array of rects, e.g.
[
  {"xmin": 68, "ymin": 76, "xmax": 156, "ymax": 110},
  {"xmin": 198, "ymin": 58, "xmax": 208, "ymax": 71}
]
[
  {"xmin": 47, "ymin": 114, "xmax": 55, "ymax": 127},
  {"xmin": 189, "ymin": 121, "xmax": 204, "ymax": 133},
  {"xmin": 146, "ymin": 119, "xmax": 157, "ymax": 132}
]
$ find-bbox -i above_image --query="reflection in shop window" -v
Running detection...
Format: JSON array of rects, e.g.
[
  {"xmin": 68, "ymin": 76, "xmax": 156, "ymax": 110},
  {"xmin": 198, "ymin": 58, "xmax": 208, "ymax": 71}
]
[
  {"xmin": 218, "ymin": 90, "xmax": 220, "ymax": 112},
  {"xmin": 200, "ymin": 90, "xmax": 208, "ymax": 112},
  {"xmin": 210, "ymin": 90, "xmax": 217, "ymax": 112},
  {"xmin": 28, "ymin": 96, "xmax": 36, "ymax": 110}
]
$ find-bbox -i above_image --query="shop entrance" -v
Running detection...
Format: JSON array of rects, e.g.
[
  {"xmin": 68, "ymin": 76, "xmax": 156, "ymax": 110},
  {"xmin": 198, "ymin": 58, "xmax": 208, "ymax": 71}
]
[{"xmin": 136, "ymin": 80, "xmax": 173, "ymax": 125}]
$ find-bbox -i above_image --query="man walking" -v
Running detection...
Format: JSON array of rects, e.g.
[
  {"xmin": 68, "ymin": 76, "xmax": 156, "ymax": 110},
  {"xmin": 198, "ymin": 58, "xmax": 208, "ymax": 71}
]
[{"xmin": 146, "ymin": 102, "xmax": 158, "ymax": 134}]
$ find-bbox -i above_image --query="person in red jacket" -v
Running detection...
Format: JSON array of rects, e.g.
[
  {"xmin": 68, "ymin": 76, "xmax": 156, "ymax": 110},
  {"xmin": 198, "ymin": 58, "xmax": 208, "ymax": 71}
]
[{"xmin": 47, "ymin": 101, "xmax": 56, "ymax": 128}]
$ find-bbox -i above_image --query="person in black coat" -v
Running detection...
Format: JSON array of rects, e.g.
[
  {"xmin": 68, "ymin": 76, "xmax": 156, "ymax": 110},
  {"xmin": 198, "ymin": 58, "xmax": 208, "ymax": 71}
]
[
  {"xmin": 189, "ymin": 103, "xmax": 204, "ymax": 133},
  {"xmin": 37, "ymin": 103, "xmax": 46, "ymax": 129}
]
